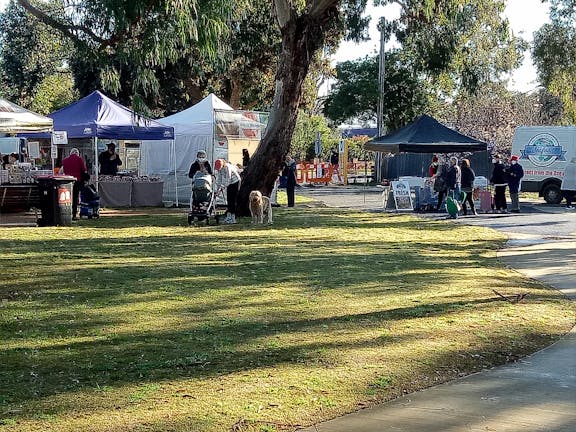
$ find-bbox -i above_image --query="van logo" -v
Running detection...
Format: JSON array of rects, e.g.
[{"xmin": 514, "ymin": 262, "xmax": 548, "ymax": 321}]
[{"xmin": 520, "ymin": 133, "xmax": 566, "ymax": 167}]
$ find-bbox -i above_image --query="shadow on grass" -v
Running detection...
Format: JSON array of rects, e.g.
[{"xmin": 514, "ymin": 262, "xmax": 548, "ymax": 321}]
[{"xmin": 0, "ymin": 207, "xmax": 561, "ymax": 423}]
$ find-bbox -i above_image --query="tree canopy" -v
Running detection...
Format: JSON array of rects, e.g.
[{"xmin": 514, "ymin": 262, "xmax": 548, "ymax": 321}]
[
  {"xmin": 323, "ymin": 52, "xmax": 430, "ymax": 131},
  {"xmin": 324, "ymin": 0, "xmax": 526, "ymax": 129},
  {"xmin": 0, "ymin": 0, "xmax": 76, "ymax": 113},
  {"xmin": 533, "ymin": 0, "xmax": 576, "ymax": 124}
]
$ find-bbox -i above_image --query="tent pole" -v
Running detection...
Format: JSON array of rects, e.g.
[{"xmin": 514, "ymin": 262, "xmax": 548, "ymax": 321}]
[
  {"xmin": 173, "ymin": 139, "xmax": 178, "ymax": 207},
  {"xmin": 94, "ymin": 137, "xmax": 99, "ymax": 191}
]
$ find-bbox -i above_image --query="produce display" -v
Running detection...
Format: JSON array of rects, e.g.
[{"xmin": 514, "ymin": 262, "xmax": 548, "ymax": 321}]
[{"xmin": 0, "ymin": 164, "xmax": 53, "ymax": 184}]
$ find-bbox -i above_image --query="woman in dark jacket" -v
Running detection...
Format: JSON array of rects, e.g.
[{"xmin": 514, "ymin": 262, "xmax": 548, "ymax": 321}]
[
  {"xmin": 188, "ymin": 150, "xmax": 212, "ymax": 179},
  {"xmin": 460, "ymin": 158, "xmax": 477, "ymax": 216}
]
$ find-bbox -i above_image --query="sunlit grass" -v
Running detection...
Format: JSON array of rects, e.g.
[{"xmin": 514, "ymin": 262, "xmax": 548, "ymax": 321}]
[{"xmin": 0, "ymin": 207, "xmax": 573, "ymax": 432}]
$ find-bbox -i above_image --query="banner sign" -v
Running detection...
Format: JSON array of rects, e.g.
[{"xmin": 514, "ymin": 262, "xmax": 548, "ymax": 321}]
[
  {"xmin": 52, "ymin": 131, "xmax": 68, "ymax": 145},
  {"xmin": 391, "ymin": 180, "xmax": 413, "ymax": 211}
]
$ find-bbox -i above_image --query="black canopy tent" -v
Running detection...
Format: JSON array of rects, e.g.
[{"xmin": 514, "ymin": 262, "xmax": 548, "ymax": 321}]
[{"xmin": 364, "ymin": 114, "xmax": 488, "ymax": 153}]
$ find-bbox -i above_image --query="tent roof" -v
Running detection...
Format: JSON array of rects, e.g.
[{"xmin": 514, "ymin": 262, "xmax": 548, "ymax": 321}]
[
  {"xmin": 0, "ymin": 99, "xmax": 53, "ymax": 133},
  {"xmin": 22, "ymin": 91, "xmax": 174, "ymax": 140},
  {"xmin": 364, "ymin": 115, "xmax": 487, "ymax": 153},
  {"xmin": 158, "ymin": 93, "xmax": 233, "ymax": 136}
]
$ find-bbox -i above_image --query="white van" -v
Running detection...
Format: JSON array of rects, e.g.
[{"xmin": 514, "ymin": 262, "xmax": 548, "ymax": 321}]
[{"xmin": 511, "ymin": 126, "xmax": 576, "ymax": 204}]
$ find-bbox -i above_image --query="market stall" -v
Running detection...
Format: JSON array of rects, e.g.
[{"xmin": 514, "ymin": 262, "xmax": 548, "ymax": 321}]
[
  {"xmin": 140, "ymin": 93, "xmax": 268, "ymax": 205},
  {"xmin": 365, "ymin": 115, "xmax": 489, "ymax": 211},
  {"xmin": 22, "ymin": 91, "xmax": 174, "ymax": 207},
  {"xmin": 0, "ymin": 99, "xmax": 53, "ymax": 215}
]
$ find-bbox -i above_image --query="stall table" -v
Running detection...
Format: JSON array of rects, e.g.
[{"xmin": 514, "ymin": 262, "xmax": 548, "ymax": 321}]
[{"xmin": 98, "ymin": 180, "xmax": 164, "ymax": 208}]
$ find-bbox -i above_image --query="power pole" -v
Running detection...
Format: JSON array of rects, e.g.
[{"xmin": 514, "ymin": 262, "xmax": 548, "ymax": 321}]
[{"xmin": 376, "ymin": 17, "xmax": 386, "ymax": 183}]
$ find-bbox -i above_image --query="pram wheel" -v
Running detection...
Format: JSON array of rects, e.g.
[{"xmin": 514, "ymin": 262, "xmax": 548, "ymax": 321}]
[
  {"xmin": 188, "ymin": 214, "xmax": 194, "ymax": 225},
  {"xmin": 206, "ymin": 218, "xmax": 210, "ymax": 226},
  {"xmin": 215, "ymin": 215, "xmax": 220, "ymax": 225}
]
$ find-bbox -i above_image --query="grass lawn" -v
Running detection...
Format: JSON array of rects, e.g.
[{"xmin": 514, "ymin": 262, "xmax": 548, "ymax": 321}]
[{"xmin": 0, "ymin": 203, "xmax": 574, "ymax": 432}]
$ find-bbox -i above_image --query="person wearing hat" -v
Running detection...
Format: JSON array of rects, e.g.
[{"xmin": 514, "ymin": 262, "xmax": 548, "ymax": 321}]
[
  {"xmin": 214, "ymin": 158, "xmax": 241, "ymax": 223},
  {"xmin": 188, "ymin": 150, "xmax": 212, "ymax": 179},
  {"xmin": 98, "ymin": 142, "xmax": 122, "ymax": 175},
  {"xmin": 561, "ymin": 156, "xmax": 576, "ymax": 209},
  {"xmin": 507, "ymin": 155, "xmax": 524, "ymax": 212},
  {"xmin": 490, "ymin": 154, "xmax": 508, "ymax": 213}
]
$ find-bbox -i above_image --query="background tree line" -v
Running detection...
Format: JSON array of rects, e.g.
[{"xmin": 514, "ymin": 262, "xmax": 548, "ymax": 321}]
[{"xmin": 1, "ymin": 0, "xmax": 573, "ymax": 210}]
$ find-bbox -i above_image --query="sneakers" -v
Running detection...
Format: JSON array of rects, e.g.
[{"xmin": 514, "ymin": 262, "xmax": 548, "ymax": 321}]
[{"xmin": 224, "ymin": 213, "xmax": 236, "ymax": 224}]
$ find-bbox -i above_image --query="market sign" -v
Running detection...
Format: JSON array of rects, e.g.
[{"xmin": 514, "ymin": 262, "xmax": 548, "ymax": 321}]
[
  {"xmin": 52, "ymin": 131, "xmax": 68, "ymax": 145},
  {"xmin": 391, "ymin": 180, "xmax": 413, "ymax": 211}
]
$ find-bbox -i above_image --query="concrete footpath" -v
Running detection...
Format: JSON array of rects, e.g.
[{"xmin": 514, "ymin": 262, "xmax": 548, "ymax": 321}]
[{"xmin": 298, "ymin": 186, "xmax": 576, "ymax": 432}]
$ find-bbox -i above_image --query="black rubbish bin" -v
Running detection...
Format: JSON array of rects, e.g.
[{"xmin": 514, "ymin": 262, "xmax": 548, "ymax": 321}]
[{"xmin": 37, "ymin": 175, "xmax": 75, "ymax": 226}]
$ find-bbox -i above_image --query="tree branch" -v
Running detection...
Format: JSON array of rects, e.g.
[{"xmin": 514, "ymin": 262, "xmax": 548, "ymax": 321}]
[
  {"xmin": 274, "ymin": 0, "xmax": 293, "ymax": 29},
  {"xmin": 307, "ymin": 0, "xmax": 339, "ymax": 19},
  {"xmin": 16, "ymin": 0, "xmax": 105, "ymax": 46}
]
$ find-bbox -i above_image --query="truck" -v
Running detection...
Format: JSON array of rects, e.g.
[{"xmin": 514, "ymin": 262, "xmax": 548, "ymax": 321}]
[{"xmin": 511, "ymin": 126, "xmax": 576, "ymax": 204}]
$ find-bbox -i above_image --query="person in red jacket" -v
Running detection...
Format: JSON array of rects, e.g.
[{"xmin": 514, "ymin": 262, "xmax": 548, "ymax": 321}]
[{"xmin": 61, "ymin": 148, "xmax": 88, "ymax": 220}]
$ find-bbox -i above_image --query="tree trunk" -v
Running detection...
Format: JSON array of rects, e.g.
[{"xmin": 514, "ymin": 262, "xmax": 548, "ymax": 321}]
[{"xmin": 236, "ymin": 4, "xmax": 336, "ymax": 216}]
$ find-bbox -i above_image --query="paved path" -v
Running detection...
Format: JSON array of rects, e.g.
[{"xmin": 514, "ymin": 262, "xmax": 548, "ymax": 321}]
[{"xmin": 298, "ymin": 186, "xmax": 576, "ymax": 432}]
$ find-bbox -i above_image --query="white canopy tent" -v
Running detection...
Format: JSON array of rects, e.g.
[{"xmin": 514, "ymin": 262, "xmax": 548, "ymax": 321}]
[
  {"xmin": 0, "ymin": 99, "xmax": 53, "ymax": 133},
  {"xmin": 140, "ymin": 94, "xmax": 234, "ymax": 205}
]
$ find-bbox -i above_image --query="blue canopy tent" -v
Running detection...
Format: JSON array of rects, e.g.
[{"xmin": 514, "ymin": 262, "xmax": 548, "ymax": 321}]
[{"xmin": 22, "ymin": 91, "xmax": 178, "ymax": 203}]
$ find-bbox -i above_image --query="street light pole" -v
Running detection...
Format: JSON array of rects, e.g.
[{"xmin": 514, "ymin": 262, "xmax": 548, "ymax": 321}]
[{"xmin": 376, "ymin": 17, "xmax": 386, "ymax": 183}]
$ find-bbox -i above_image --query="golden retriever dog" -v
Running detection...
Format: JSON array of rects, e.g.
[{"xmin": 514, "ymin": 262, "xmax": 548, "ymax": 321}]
[{"xmin": 249, "ymin": 190, "xmax": 273, "ymax": 224}]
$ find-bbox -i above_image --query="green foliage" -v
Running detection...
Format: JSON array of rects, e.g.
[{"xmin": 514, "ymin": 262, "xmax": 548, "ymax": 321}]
[
  {"xmin": 533, "ymin": 1, "xmax": 576, "ymax": 124},
  {"xmin": 379, "ymin": 0, "xmax": 525, "ymax": 96},
  {"xmin": 344, "ymin": 135, "xmax": 372, "ymax": 160},
  {"xmin": 0, "ymin": 0, "xmax": 72, "ymax": 111},
  {"xmin": 323, "ymin": 52, "xmax": 431, "ymax": 130},
  {"xmin": 30, "ymin": 73, "xmax": 78, "ymax": 115},
  {"xmin": 15, "ymin": 0, "xmax": 234, "ymax": 114},
  {"xmin": 291, "ymin": 111, "xmax": 340, "ymax": 162}
]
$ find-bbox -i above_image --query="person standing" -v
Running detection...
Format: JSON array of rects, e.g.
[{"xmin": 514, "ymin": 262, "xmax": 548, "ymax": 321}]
[
  {"xmin": 188, "ymin": 150, "xmax": 212, "ymax": 178},
  {"xmin": 98, "ymin": 143, "xmax": 122, "ymax": 175},
  {"xmin": 61, "ymin": 148, "xmax": 88, "ymax": 220},
  {"xmin": 507, "ymin": 155, "xmax": 524, "ymax": 212},
  {"xmin": 282, "ymin": 155, "xmax": 298, "ymax": 207},
  {"xmin": 214, "ymin": 159, "xmax": 241, "ymax": 223},
  {"xmin": 561, "ymin": 156, "xmax": 576, "ymax": 209},
  {"xmin": 490, "ymin": 154, "xmax": 508, "ymax": 213},
  {"xmin": 242, "ymin": 149, "xmax": 251, "ymax": 167},
  {"xmin": 433, "ymin": 156, "xmax": 448, "ymax": 211},
  {"xmin": 428, "ymin": 155, "xmax": 439, "ymax": 177},
  {"xmin": 445, "ymin": 156, "xmax": 461, "ymax": 199},
  {"xmin": 460, "ymin": 158, "xmax": 477, "ymax": 216}
]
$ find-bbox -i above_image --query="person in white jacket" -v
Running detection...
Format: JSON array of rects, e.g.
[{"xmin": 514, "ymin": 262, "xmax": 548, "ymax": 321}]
[
  {"xmin": 214, "ymin": 159, "xmax": 241, "ymax": 223},
  {"xmin": 561, "ymin": 156, "xmax": 576, "ymax": 209}
]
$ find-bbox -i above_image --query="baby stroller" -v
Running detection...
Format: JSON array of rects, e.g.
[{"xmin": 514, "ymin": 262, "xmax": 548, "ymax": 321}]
[
  {"xmin": 188, "ymin": 172, "xmax": 222, "ymax": 225},
  {"xmin": 79, "ymin": 183, "xmax": 100, "ymax": 219}
]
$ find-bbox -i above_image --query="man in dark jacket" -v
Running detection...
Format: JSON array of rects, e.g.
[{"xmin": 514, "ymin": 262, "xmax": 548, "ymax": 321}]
[
  {"xmin": 98, "ymin": 143, "xmax": 122, "ymax": 175},
  {"xmin": 490, "ymin": 154, "xmax": 508, "ymax": 213},
  {"xmin": 507, "ymin": 155, "xmax": 524, "ymax": 212}
]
